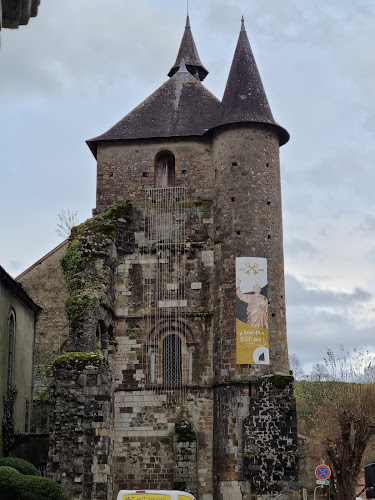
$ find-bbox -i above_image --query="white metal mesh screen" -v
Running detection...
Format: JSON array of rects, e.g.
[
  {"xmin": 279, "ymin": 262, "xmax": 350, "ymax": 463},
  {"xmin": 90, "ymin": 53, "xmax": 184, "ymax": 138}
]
[{"xmin": 143, "ymin": 187, "xmax": 187, "ymax": 401}]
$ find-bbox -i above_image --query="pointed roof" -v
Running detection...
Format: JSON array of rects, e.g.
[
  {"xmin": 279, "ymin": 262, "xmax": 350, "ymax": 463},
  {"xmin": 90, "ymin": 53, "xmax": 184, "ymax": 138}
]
[
  {"xmin": 0, "ymin": 265, "xmax": 42, "ymax": 315},
  {"xmin": 220, "ymin": 17, "xmax": 289, "ymax": 145},
  {"xmin": 168, "ymin": 15, "xmax": 208, "ymax": 81},
  {"xmin": 87, "ymin": 65, "xmax": 220, "ymax": 158}
]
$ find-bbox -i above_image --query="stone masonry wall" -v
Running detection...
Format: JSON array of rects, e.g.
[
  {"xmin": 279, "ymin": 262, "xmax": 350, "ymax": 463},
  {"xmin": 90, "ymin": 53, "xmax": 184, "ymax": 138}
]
[
  {"xmin": 211, "ymin": 123, "xmax": 297, "ymax": 499},
  {"xmin": 111, "ymin": 202, "xmax": 215, "ymax": 499},
  {"xmin": 213, "ymin": 384, "xmax": 250, "ymax": 499},
  {"xmin": 48, "ymin": 361, "xmax": 114, "ymax": 500},
  {"xmin": 112, "ymin": 390, "xmax": 213, "ymax": 500},
  {"xmin": 18, "ymin": 241, "xmax": 70, "ymax": 367},
  {"xmin": 243, "ymin": 376, "xmax": 299, "ymax": 495},
  {"xmin": 173, "ymin": 420, "xmax": 198, "ymax": 496},
  {"xmin": 212, "ymin": 124, "xmax": 289, "ymax": 380},
  {"xmin": 96, "ymin": 138, "xmax": 213, "ymax": 211}
]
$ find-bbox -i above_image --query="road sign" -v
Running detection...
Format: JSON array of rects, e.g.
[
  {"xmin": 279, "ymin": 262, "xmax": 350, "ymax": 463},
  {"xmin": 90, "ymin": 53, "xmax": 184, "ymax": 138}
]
[
  {"xmin": 315, "ymin": 464, "xmax": 331, "ymax": 480},
  {"xmin": 316, "ymin": 479, "xmax": 329, "ymax": 485}
]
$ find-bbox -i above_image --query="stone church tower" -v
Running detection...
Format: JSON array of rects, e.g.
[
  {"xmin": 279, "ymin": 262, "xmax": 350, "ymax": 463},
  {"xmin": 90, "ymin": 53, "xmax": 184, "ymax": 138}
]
[{"xmin": 20, "ymin": 15, "xmax": 299, "ymax": 500}]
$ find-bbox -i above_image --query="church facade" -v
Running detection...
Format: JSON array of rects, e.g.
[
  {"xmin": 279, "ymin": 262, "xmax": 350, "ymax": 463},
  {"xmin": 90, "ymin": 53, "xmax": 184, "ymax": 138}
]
[{"xmin": 19, "ymin": 16, "xmax": 299, "ymax": 500}]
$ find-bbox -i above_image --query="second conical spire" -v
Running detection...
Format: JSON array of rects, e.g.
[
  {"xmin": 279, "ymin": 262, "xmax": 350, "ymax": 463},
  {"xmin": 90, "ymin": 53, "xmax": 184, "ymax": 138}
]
[
  {"xmin": 168, "ymin": 15, "xmax": 208, "ymax": 81},
  {"xmin": 220, "ymin": 17, "xmax": 289, "ymax": 145}
]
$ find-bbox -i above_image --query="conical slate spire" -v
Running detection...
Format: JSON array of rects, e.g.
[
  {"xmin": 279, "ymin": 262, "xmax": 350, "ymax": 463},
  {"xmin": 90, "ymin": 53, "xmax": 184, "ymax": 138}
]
[
  {"xmin": 220, "ymin": 17, "xmax": 289, "ymax": 145},
  {"xmin": 168, "ymin": 15, "xmax": 209, "ymax": 81}
]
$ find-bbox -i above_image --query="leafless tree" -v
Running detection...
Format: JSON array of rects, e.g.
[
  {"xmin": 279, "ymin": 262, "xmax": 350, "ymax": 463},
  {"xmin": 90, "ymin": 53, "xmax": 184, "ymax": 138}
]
[
  {"xmin": 310, "ymin": 362, "xmax": 331, "ymax": 381},
  {"xmin": 297, "ymin": 347, "xmax": 375, "ymax": 500},
  {"xmin": 289, "ymin": 353, "xmax": 305, "ymax": 380},
  {"xmin": 56, "ymin": 209, "xmax": 79, "ymax": 239}
]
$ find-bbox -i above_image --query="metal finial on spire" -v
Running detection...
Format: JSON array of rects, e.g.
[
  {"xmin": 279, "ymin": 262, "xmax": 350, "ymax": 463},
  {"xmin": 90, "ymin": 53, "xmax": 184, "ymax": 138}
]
[
  {"xmin": 187, "ymin": 0, "xmax": 189, "ymax": 16},
  {"xmin": 241, "ymin": 15, "xmax": 246, "ymax": 32},
  {"xmin": 168, "ymin": 5, "xmax": 208, "ymax": 81}
]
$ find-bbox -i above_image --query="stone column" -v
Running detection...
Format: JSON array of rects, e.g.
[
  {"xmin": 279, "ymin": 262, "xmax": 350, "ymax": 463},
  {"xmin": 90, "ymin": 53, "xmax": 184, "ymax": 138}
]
[{"xmin": 48, "ymin": 358, "xmax": 114, "ymax": 500}]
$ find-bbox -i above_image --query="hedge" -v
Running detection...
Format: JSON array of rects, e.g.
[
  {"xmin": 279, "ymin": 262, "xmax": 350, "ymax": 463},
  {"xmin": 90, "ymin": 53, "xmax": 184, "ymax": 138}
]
[
  {"xmin": 21, "ymin": 474, "xmax": 65, "ymax": 500},
  {"xmin": 0, "ymin": 466, "xmax": 24, "ymax": 500},
  {"xmin": 0, "ymin": 459, "xmax": 65, "ymax": 500},
  {"xmin": 0, "ymin": 457, "xmax": 41, "ymax": 476}
]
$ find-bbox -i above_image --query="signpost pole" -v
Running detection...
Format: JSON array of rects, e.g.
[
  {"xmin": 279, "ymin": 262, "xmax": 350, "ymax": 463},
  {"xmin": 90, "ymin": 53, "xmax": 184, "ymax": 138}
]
[
  {"xmin": 314, "ymin": 485, "xmax": 323, "ymax": 500},
  {"xmin": 314, "ymin": 462, "xmax": 332, "ymax": 500}
]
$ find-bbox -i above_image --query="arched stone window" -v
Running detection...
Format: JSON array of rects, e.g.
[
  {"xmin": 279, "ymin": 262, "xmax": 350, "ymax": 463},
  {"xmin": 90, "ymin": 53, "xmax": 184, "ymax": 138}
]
[
  {"xmin": 147, "ymin": 322, "xmax": 193, "ymax": 389},
  {"xmin": 162, "ymin": 334, "xmax": 182, "ymax": 388},
  {"xmin": 155, "ymin": 151, "xmax": 175, "ymax": 188},
  {"xmin": 7, "ymin": 311, "xmax": 16, "ymax": 388}
]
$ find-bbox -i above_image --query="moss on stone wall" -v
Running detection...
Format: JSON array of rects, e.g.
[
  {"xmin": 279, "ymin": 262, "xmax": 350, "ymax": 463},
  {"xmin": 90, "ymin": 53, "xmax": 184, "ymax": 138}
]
[
  {"xmin": 64, "ymin": 293, "xmax": 92, "ymax": 328},
  {"xmin": 61, "ymin": 203, "xmax": 132, "ymax": 327},
  {"xmin": 268, "ymin": 374, "xmax": 293, "ymax": 390},
  {"xmin": 54, "ymin": 351, "xmax": 105, "ymax": 370}
]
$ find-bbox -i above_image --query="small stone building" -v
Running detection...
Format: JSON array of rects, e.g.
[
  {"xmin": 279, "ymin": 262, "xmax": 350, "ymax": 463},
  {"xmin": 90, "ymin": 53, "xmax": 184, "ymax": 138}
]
[
  {"xmin": 0, "ymin": 265, "xmax": 41, "ymax": 457},
  {"xmin": 19, "ymin": 15, "xmax": 299, "ymax": 500}
]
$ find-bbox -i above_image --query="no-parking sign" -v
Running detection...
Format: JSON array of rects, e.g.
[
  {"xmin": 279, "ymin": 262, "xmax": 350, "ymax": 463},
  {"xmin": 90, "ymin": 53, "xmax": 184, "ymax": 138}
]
[{"xmin": 315, "ymin": 464, "xmax": 331, "ymax": 481}]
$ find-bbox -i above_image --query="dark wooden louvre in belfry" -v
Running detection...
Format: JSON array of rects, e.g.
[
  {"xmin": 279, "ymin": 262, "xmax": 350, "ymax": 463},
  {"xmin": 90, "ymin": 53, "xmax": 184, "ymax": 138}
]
[{"xmin": 155, "ymin": 153, "xmax": 175, "ymax": 188}]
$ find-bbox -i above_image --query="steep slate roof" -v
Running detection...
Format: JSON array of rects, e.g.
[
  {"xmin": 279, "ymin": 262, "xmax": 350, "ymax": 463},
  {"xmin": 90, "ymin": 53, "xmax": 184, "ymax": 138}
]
[
  {"xmin": 168, "ymin": 15, "xmax": 208, "ymax": 81},
  {"xmin": 219, "ymin": 18, "xmax": 289, "ymax": 146},
  {"xmin": 87, "ymin": 62, "xmax": 220, "ymax": 158},
  {"xmin": 1, "ymin": 0, "xmax": 40, "ymax": 29}
]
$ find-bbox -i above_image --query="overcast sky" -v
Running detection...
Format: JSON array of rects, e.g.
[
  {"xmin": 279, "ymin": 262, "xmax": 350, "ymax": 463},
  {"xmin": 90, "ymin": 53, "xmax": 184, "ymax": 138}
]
[{"xmin": 1, "ymin": 0, "xmax": 374, "ymax": 373}]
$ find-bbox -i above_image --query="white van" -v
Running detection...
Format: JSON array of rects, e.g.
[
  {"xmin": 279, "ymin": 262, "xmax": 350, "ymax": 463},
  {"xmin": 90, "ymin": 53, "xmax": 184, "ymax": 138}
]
[{"xmin": 116, "ymin": 490, "xmax": 197, "ymax": 500}]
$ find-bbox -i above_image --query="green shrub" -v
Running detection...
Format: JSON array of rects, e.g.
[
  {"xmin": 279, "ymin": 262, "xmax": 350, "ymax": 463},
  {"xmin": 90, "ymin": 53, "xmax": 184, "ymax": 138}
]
[
  {"xmin": 21, "ymin": 475, "xmax": 65, "ymax": 500},
  {"xmin": 0, "ymin": 462, "xmax": 65, "ymax": 500},
  {"xmin": 0, "ymin": 466, "xmax": 24, "ymax": 500},
  {"xmin": 0, "ymin": 457, "xmax": 40, "ymax": 476}
]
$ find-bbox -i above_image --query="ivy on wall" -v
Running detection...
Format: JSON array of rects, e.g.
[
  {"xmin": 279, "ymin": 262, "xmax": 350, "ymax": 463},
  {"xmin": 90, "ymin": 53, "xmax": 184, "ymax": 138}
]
[
  {"xmin": 61, "ymin": 203, "xmax": 132, "ymax": 329},
  {"xmin": 2, "ymin": 386, "xmax": 17, "ymax": 456}
]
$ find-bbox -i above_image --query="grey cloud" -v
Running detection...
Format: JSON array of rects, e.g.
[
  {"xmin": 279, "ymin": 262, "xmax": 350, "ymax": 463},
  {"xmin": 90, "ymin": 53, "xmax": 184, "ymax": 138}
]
[
  {"xmin": 359, "ymin": 216, "xmax": 375, "ymax": 234},
  {"xmin": 0, "ymin": 0, "xmax": 181, "ymax": 99},
  {"xmin": 285, "ymin": 273, "xmax": 372, "ymax": 308},
  {"xmin": 287, "ymin": 298, "xmax": 375, "ymax": 370},
  {"xmin": 284, "ymin": 238, "xmax": 317, "ymax": 259},
  {"xmin": 286, "ymin": 272, "xmax": 375, "ymax": 369}
]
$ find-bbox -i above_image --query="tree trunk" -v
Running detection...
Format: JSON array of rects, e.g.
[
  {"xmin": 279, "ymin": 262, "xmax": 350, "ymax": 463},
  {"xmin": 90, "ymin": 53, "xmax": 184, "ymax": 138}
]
[{"xmin": 335, "ymin": 472, "xmax": 357, "ymax": 500}]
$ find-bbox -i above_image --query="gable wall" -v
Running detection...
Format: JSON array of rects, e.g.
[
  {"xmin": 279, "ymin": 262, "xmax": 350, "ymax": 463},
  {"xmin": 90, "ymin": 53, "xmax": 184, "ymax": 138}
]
[
  {"xmin": 96, "ymin": 138, "xmax": 213, "ymax": 212},
  {"xmin": 18, "ymin": 242, "xmax": 69, "ymax": 368}
]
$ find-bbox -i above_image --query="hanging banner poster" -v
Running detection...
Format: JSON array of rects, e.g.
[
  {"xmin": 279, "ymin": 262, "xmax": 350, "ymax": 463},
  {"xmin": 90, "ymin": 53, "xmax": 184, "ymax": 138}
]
[{"xmin": 236, "ymin": 257, "xmax": 269, "ymax": 364}]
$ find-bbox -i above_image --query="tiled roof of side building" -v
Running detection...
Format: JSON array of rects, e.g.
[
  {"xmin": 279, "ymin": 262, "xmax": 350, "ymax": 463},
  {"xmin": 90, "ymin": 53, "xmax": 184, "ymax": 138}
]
[
  {"xmin": 87, "ymin": 62, "xmax": 221, "ymax": 158},
  {"xmin": 219, "ymin": 17, "xmax": 289, "ymax": 146}
]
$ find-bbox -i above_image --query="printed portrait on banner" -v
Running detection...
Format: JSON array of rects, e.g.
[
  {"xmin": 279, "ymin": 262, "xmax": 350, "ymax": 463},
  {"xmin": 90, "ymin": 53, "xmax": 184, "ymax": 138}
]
[{"xmin": 236, "ymin": 257, "xmax": 269, "ymax": 365}]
